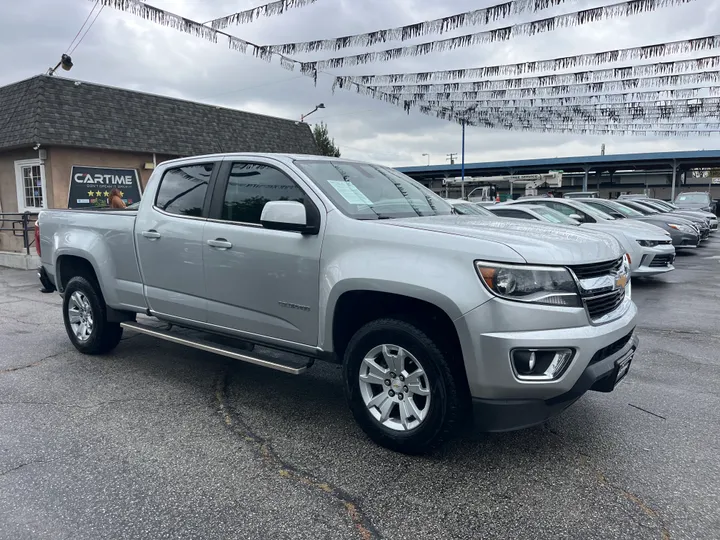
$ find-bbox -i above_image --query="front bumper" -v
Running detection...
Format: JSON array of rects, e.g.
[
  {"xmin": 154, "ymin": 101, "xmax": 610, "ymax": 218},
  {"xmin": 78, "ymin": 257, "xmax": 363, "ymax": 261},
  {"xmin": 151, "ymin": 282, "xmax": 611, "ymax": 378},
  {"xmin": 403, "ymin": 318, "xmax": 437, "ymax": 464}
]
[
  {"xmin": 455, "ymin": 296, "xmax": 638, "ymax": 402},
  {"xmin": 671, "ymin": 230, "xmax": 700, "ymax": 248},
  {"xmin": 471, "ymin": 333, "xmax": 639, "ymax": 432},
  {"xmin": 633, "ymin": 244, "xmax": 675, "ymax": 276}
]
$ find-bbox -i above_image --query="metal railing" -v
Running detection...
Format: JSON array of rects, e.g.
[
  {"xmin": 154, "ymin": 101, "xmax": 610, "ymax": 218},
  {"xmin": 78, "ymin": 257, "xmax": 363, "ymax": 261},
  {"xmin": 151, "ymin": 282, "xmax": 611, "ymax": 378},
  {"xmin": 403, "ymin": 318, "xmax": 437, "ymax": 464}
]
[{"xmin": 0, "ymin": 212, "xmax": 39, "ymax": 255}]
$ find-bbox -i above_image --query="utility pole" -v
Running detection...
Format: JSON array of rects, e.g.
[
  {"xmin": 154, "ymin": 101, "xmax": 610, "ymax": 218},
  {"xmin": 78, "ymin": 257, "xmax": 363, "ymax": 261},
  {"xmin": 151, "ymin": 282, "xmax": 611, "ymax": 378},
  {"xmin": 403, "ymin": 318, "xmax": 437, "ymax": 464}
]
[
  {"xmin": 460, "ymin": 119, "xmax": 466, "ymax": 199},
  {"xmin": 446, "ymin": 153, "xmax": 457, "ymax": 165}
]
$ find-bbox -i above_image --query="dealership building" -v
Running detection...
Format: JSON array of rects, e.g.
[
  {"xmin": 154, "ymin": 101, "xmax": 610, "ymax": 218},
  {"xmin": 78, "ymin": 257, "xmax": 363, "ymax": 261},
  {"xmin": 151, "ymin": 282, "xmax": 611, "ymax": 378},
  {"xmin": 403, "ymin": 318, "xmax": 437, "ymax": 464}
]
[{"xmin": 0, "ymin": 74, "xmax": 318, "ymax": 261}]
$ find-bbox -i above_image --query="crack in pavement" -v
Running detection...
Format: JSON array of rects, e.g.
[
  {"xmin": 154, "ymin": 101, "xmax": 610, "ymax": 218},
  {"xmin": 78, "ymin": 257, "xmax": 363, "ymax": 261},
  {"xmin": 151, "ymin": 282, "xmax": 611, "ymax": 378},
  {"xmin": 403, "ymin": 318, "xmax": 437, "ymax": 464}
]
[
  {"xmin": 213, "ymin": 367, "xmax": 381, "ymax": 540},
  {"xmin": 0, "ymin": 350, "xmax": 67, "ymax": 375},
  {"xmin": 0, "ymin": 459, "xmax": 47, "ymax": 477},
  {"xmin": 0, "ymin": 399, "xmax": 200, "ymax": 410},
  {"xmin": 544, "ymin": 425, "xmax": 672, "ymax": 540}
]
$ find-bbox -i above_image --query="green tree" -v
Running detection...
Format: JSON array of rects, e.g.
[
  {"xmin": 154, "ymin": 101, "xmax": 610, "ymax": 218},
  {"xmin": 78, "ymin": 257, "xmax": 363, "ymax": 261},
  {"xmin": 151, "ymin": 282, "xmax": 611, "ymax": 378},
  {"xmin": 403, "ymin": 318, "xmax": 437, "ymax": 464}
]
[{"xmin": 312, "ymin": 122, "xmax": 341, "ymax": 157}]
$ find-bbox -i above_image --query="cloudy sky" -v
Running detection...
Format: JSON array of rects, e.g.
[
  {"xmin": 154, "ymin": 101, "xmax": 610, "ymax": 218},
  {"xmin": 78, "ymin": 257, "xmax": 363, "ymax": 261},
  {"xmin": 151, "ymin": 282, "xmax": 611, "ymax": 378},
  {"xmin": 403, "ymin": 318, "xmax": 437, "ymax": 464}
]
[{"xmin": 1, "ymin": 0, "xmax": 718, "ymax": 166}]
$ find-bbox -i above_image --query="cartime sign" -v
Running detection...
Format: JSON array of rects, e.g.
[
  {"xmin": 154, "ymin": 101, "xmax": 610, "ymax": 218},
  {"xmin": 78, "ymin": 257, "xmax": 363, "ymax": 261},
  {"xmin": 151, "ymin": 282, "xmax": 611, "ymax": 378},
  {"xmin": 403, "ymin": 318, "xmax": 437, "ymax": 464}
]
[{"xmin": 68, "ymin": 166, "xmax": 142, "ymax": 208}]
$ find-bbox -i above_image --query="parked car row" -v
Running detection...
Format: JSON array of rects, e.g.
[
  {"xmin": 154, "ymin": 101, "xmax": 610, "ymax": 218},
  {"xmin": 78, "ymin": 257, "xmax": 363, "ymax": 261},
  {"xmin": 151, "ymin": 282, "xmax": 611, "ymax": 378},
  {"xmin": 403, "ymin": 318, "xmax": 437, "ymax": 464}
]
[{"xmin": 447, "ymin": 193, "xmax": 717, "ymax": 279}]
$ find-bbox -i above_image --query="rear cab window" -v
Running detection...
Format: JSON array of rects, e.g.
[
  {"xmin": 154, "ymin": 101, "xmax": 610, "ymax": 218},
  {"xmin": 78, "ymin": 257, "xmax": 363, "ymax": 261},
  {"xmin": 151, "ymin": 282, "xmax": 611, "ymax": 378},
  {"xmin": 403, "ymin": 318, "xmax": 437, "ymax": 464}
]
[{"xmin": 155, "ymin": 163, "xmax": 215, "ymax": 217}]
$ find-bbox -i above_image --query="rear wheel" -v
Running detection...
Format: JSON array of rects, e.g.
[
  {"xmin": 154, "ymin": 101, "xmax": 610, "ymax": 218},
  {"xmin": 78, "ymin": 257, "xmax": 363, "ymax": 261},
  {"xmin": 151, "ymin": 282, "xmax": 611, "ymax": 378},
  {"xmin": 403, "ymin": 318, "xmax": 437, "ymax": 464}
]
[
  {"xmin": 62, "ymin": 276, "xmax": 123, "ymax": 354},
  {"xmin": 343, "ymin": 318, "xmax": 461, "ymax": 454}
]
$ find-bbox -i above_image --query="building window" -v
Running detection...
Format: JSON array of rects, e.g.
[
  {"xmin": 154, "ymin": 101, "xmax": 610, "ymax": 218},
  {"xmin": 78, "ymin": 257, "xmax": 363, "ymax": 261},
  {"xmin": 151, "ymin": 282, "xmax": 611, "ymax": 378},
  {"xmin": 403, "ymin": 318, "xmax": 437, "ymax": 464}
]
[{"xmin": 14, "ymin": 159, "xmax": 47, "ymax": 213}]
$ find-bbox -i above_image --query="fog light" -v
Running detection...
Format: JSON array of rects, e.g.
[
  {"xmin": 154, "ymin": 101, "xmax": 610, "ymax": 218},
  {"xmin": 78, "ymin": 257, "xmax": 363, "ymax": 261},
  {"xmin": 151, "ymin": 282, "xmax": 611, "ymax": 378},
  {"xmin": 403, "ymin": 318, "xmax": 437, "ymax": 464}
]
[{"xmin": 511, "ymin": 349, "xmax": 574, "ymax": 381}]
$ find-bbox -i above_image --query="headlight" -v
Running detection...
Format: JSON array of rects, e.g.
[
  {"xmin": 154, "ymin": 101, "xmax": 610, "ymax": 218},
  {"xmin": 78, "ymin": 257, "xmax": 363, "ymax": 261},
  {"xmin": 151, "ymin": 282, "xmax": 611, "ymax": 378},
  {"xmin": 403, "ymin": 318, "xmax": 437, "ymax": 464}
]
[
  {"xmin": 637, "ymin": 240, "xmax": 659, "ymax": 247},
  {"xmin": 475, "ymin": 261, "xmax": 581, "ymax": 307},
  {"xmin": 668, "ymin": 223, "xmax": 695, "ymax": 233}
]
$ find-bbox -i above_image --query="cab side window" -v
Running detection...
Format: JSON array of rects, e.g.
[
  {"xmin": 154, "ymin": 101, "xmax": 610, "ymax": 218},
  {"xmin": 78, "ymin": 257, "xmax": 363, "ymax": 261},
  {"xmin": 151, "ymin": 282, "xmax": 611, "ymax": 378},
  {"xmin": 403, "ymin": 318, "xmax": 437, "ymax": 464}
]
[
  {"xmin": 155, "ymin": 164, "xmax": 213, "ymax": 217},
  {"xmin": 220, "ymin": 163, "xmax": 306, "ymax": 224}
]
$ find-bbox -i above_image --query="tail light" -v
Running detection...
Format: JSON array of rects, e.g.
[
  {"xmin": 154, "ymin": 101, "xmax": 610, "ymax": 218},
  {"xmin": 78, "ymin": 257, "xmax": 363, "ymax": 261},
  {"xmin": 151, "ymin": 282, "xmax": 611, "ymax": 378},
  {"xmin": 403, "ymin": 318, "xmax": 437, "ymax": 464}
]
[{"xmin": 34, "ymin": 221, "xmax": 41, "ymax": 256}]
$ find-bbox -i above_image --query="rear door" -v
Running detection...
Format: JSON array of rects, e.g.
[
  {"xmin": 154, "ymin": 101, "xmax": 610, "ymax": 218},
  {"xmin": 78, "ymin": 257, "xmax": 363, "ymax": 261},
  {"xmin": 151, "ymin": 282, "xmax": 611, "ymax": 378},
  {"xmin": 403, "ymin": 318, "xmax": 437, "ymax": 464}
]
[
  {"xmin": 135, "ymin": 160, "xmax": 219, "ymax": 322},
  {"xmin": 202, "ymin": 159, "xmax": 325, "ymax": 347}
]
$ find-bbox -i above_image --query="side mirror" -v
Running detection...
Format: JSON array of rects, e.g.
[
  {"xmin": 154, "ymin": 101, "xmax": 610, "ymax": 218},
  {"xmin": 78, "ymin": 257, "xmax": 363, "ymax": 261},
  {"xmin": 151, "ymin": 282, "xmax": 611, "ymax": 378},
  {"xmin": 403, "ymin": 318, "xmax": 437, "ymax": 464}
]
[
  {"xmin": 569, "ymin": 213, "xmax": 584, "ymax": 221},
  {"xmin": 260, "ymin": 201, "xmax": 317, "ymax": 234}
]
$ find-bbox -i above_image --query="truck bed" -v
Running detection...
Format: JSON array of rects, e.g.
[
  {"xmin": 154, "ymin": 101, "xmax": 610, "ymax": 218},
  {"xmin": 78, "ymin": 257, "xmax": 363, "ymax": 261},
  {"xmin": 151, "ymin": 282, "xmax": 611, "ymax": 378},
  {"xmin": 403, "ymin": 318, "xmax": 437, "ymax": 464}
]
[{"xmin": 39, "ymin": 209, "xmax": 145, "ymax": 311}]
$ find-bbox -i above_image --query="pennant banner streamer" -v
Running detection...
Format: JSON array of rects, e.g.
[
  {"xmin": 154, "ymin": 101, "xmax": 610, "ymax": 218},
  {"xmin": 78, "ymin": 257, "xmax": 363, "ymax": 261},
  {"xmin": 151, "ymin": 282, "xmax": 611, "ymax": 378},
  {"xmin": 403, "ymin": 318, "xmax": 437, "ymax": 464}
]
[
  {"xmin": 299, "ymin": 0, "xmax": 697, "ymax": 70},
  {"xmin": 405, "ymin": 88, "xmax": 704, "ymax": 108},
  {"xmin": 209, "ymin": 0, "xmax": 321, "ymax": 30},
  {"xmin": 363, "ymin": 70, "xmax": 720, "ymax": 95},
  {"xmin": 266, "ymin": 0, "xmax": 569, "ymax": 54},
  {"xmin": 342, "ymin": 37, "xmax": 720, "ymax": 86},
  {"xmin": 97, "ymin": 0, "xmax": 720, "ymax": 135},
  {"xmin": 334, "ymin": 73, "xmax": 720, "ymax": 102}
]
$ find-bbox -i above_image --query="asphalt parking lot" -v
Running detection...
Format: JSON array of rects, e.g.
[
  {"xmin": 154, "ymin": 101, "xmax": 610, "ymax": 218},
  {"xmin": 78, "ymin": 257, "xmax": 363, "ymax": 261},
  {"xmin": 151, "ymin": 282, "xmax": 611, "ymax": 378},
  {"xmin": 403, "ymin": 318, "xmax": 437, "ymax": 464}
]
[{"xmin": 1, "ymin": 239, "xmax": 719, "ymax": 540}]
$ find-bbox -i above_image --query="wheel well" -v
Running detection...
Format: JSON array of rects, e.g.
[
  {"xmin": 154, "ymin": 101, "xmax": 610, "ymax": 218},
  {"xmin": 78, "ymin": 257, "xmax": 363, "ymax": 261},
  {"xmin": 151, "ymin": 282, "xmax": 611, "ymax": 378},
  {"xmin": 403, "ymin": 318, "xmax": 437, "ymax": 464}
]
[
  {"xmin": 57, "ymin": 255, "xmax": 99, "ymax": 292},
  {"xmin": 332, "ymin": 290, "xmax": 469, "ymax": 396}
]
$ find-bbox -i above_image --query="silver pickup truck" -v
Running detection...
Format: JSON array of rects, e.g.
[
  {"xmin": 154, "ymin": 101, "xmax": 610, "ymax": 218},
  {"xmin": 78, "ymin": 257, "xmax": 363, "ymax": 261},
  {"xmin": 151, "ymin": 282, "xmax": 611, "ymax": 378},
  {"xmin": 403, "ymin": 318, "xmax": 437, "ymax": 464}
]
[{"xmin": 37, "ymin": 153, "xmax": 638, "ymax": 453}]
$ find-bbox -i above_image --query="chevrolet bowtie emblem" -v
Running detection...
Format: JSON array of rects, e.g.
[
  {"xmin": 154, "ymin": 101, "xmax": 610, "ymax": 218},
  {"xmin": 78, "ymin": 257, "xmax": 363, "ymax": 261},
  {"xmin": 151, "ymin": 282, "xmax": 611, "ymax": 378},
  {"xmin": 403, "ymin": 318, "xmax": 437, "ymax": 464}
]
[{"xmin": 615, "ymin": 274, "xmax": 628, "ymax": 288}]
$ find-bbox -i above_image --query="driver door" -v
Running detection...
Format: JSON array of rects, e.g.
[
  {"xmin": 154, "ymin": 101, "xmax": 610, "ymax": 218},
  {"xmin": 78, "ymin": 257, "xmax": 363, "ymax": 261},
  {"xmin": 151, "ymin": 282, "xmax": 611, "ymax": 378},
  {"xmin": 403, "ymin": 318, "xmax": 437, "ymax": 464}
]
[{"xmin": 202, "ymin": 159, "xmax": 325, "ymax": 347}]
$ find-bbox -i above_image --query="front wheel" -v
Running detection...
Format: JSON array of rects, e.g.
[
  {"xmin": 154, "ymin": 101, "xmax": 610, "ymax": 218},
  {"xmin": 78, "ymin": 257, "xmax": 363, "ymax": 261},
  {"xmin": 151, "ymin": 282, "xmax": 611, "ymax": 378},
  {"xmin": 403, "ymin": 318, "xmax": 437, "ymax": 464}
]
[
  {"xmin": 343, "ymin": 318, "xmax": 462, "ymax": 454},
  {"xmin": 62, "ymin": 276, "xmax": 123, "ymax": 355}
]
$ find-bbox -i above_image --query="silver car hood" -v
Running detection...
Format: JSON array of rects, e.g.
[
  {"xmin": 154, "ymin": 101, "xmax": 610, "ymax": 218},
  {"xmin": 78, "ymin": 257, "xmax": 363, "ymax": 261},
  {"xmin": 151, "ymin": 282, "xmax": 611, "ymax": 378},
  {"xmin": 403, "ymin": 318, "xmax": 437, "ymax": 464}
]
[
  {"xmin": 586, "ymin": 220, "xmax": 669, "ymax": 239},
  {"xmin": 381, "ymin": 216, "xmax": 623, "ymax": 264}
]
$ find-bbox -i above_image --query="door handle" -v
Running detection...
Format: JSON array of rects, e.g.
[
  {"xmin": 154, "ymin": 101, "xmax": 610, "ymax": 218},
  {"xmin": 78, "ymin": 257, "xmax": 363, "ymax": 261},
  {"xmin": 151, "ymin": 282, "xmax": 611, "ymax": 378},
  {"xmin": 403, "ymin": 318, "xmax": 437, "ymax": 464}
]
[
  {"xmin": 142, "ymin": 230, "xmax": 161, "ymax": 239},
  {"xmin": 207, "ymin": 238, "xmax": 232, "ymax": 250}
]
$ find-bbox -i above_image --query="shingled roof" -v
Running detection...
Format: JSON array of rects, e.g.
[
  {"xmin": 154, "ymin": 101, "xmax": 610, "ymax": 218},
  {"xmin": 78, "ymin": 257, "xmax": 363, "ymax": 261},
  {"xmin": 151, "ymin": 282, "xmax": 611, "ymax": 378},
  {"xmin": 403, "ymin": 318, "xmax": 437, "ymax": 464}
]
[{"xmin": 0, "ymin": 75, "xmax": 319, "ymax": 156}]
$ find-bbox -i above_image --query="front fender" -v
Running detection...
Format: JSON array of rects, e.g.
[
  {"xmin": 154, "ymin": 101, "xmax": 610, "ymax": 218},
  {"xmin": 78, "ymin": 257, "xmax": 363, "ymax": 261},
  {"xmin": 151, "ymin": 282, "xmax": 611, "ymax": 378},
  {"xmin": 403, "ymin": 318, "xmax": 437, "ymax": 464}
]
[{"xmin": 318, "ymin": 247, "xmax": 491, "ymax": 352}]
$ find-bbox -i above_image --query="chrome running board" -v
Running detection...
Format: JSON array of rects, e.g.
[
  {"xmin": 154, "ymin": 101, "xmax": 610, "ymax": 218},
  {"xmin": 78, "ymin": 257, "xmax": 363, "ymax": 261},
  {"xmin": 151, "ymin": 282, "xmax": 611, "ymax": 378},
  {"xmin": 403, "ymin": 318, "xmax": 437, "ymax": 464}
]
[{"xmin": 121, "ymin": 321, "xmax": 309, "ymax": 375}]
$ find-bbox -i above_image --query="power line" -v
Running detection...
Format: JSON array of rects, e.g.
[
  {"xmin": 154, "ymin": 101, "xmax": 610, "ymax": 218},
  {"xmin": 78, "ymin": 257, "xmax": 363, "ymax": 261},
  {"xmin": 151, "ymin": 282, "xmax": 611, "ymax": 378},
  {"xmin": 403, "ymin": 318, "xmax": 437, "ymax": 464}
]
[
  {"xmin": 66, "ymin": 0, "xmax": 99, "ymax": 53},
  {"xmin": 446, "ymin": 153, "xmax": 457, "ymax": 165},
  {"xmin": 69, "ymin": 4, "xmax": 105, "ymax": 55}
]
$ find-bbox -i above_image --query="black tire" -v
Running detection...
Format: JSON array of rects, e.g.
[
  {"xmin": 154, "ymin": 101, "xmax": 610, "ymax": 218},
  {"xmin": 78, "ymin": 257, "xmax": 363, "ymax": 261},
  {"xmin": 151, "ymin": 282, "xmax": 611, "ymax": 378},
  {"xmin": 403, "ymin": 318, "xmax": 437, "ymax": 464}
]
[
  {"xmin": 62, "ymin": 276, "xmax": 123, "ymax": 355},
  {"xmin": 343, "ymin": 318, "xmax": 462, "ymax": 454}
]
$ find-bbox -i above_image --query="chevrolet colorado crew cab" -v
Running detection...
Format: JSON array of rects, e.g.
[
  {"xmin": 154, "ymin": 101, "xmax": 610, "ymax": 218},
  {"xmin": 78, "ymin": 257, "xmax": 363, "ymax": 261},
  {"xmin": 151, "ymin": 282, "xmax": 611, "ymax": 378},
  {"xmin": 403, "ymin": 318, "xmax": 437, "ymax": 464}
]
[{"xmin": 37, "ymin": 153, "xmax": 638, "ymax": 454}]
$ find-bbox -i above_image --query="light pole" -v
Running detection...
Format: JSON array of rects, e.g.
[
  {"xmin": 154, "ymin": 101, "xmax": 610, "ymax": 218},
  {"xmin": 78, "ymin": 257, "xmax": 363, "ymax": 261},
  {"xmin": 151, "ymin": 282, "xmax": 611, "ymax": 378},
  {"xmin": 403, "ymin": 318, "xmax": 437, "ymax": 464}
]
[
  {"xmin": 422, "ymin": 153, "xmax": 430, "ymax": 166},
  {"xmin": 301, "ymin": 103, "xmax": 325, "ymax": 122}
]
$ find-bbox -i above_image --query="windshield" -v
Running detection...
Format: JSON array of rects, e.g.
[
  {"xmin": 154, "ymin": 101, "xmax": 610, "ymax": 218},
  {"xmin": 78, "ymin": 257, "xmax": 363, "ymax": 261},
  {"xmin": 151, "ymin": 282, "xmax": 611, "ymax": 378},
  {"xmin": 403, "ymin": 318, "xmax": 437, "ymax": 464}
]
[
  {"xmin": 628, "ymin": 200, "xmax": 661, "ymax": 214},
  {"xmin": 568, "ymin": 200, "xmax": 616, "ymax": 220},
  {"xmin": 619, "ymin": 200, "xmax": 655, "ymax": 215},
  {"xmin": 638, "ymin": 200, "xmax": 669, "ymax": 212},
  {"xmin": 293, "ymin": 159, "xmax": 452, "ymax": 219},
  {"xmin": 649, "ymin": 199, "xmax": 674, "ymax": 211},
  {"xmin": 605, "ymin": 201, "xmax": 644, "ymax": 217},
  {"xmin": 676, "ymin": 193, "xmax": 710, "ymax": 203},
  {"xmin": 532, "ymin": 205, "xmax": 579, "ymax": 225},
  {"xmin": 452, "ymin": 202, "xmax": 492, "ymax": 216}
]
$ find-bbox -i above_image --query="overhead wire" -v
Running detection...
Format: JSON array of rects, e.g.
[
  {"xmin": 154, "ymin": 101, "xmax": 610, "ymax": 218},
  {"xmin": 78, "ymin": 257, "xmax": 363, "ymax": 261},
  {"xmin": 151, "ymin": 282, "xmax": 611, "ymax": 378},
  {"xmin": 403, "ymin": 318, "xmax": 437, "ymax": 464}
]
[
  {"xmin": 69, "ymin": 4, "xmax": 105, "ymax": 55},
  {"xmin": 66, "ymin": 0, "xmax": 100, "ymax": 53}
]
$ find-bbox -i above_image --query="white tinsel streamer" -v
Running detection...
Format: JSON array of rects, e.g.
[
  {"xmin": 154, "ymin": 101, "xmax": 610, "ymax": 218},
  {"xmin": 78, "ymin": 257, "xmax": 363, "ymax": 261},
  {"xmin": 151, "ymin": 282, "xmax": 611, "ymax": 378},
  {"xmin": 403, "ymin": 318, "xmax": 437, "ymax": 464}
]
[
  {"xmin": 210, "ymin": 0, "xmax": 321, "ymax": 29},
  {"xmin": 333, "ymin": 71, "xmax": 720, "ymax": 102},
  {"xmin": 266, "ymin": 0, "xmax": 567, "ymax": 54},
  {"xmin": 302, "ymin": 0, "xmax": 697, "ymax": 71},
  {"xmin": 344, "ymin": 39, "xmax": 720, "ymax": 86},
  {"xmin": 455, "ymin": 122, "xmax": 718, "ymax": 136},
  {"xmin": 97, "ymin": 0, "xmax": 218, "ymax": 42},
  {"xmin": 365, "ymin": 70, "xmax": 720, "ymax": 94},
  {"xmin": 407, "ymin": 88, "xmax": 703, "ymax": 109}
]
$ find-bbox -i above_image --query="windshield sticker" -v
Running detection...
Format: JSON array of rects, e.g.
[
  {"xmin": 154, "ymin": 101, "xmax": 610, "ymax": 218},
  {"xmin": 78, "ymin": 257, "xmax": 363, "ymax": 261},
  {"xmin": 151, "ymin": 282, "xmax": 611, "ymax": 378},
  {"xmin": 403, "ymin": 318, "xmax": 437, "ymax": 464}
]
[{"xmin": 328, "ymin": 180, "xmax": 374, "ymax": 206}]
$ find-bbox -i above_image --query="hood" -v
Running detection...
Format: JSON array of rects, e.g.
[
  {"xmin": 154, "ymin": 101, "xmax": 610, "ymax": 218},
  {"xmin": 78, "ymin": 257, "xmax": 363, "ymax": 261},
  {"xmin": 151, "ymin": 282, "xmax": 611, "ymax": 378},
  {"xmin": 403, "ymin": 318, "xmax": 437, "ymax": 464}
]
[
  {"xmin": 379, "ymin": 216, "xmax": 623, "ymax": 265},
  {"xmin": 590, "ymin": 219, "xmax": 669, "ymax": 239}
]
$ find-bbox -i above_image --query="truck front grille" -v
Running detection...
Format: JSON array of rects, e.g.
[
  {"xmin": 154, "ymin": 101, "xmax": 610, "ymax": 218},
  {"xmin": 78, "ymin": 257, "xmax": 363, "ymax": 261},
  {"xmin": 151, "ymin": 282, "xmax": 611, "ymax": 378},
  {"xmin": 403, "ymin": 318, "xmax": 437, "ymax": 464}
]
[
  {"xmin": 568, "ymin": 257, "xmax": 623, "ymax": 280},
  {"xmin": 584, "ymin": 288, "xmax": 626, "ymax": 320}
]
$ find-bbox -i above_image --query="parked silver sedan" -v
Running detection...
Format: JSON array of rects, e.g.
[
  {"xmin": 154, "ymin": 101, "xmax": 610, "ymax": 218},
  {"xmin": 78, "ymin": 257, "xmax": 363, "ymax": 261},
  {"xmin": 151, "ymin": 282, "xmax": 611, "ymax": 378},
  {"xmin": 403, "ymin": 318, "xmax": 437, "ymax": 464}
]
[{"xmin": 496, "ymin": 200, "xmax": 676, "ymax": 277}]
